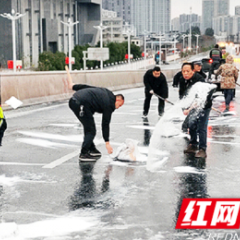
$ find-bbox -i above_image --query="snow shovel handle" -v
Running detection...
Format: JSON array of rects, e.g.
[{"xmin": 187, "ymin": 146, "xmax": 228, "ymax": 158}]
[
  {"xmin": 153, "ymin": 93, "xmax": 174, "ymax": 105},
  {"xmin": 211, "ymin": 107, "xmax": 222, "ymax": 115}
]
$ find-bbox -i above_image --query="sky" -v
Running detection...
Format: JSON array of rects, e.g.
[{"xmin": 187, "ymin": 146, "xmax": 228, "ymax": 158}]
[{"xmin": 171, "ymin": 0, "xmax": 240, "ymax": 19}]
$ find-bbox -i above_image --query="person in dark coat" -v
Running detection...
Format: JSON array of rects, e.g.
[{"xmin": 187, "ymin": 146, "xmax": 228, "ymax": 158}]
[
  {"xmin": 208, "ymin": 44, "xmax": 222, "ymax": 80},
  {"xmin": 180, "ymin": 62, "xmax": 215, "ymax": 158},
  {"xmin": 66, "ymin": 66, "xmax": 124, "ymax": 161},
  {"xmin": 192, "ymin": 61, "xmax": 207, "ymax": 79},
  {"xmin": 172, "ymin": 71, "xmax": 182, "ymax": 88},
  {"xmin": 143, "ymin": 66, "xmax": 169, "ymax": 117}
]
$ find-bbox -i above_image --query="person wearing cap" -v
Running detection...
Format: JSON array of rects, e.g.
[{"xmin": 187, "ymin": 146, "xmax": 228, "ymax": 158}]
[
  {"xmin": 193, "ymin": 61, "xmax": 207, "ymax": 79},
  {"xmin": 143, "ymin": 66, "xmax": 169, "ymax": 117}
]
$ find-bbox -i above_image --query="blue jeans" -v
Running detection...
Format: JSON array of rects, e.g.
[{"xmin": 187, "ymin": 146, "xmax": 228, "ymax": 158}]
[
  {"xmin": 224, "ymin": 89, "xmax": 234, "ymax": 106},
  {"xmin": 188, "ymin": 108, "xmax": 211, "ymax": 150}
]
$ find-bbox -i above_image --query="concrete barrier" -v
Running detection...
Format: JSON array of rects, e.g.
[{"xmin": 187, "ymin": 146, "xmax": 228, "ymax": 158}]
[{"xmin": 0, "ymin": 68, "xmax": 180, "ymax": 109}]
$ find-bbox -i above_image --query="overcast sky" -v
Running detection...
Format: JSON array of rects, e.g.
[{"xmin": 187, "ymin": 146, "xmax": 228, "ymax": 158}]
[{"xmin": 171, "ymin": 0, "xmax": 240, "ymax": 19}]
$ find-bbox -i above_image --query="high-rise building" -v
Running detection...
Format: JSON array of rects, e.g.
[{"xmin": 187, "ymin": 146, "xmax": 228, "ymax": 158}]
[
  {"xmin": 102, "ymin": 0, "xmax": 171, "ymax": 36},
  {"xmin": 102, "ymin": 9, "xmax": 124, "ymax": 43},
  {"xmin": 179, "ymin": 13, "xmax": 200, "ymax": 33},
  {"xmin": 171, "ymin": 17, "xmax": 180, "ymax": 32},
  {"xmin": 235, "ymin": 6, "xmax": 240, "ymax": 15},
  {"xmin": 102, "ymin": 0, "xmax": 131, "ymax": 25},
  {"xmin": 202, "ymin": 0, "xmax": 214, "ymax": 33},
  {"xmin": 212, "ymin": 0, "xmax": 230, "ymax": 35},
  {"xmin": 214, "ymin": 0, "xmax": 229, "ymax": 17},
  {"xmin": 0, "ymin": 0, "xmax": 101, "ymax": 68}
]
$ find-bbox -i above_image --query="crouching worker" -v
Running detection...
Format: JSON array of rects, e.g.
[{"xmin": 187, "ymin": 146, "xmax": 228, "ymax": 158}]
[
  {"xmin": 65, "ymin": 66, "xmax": 124, "ymax": 161},
  {"xmin": 0, "ymin": 105, "xmax": 7, "ymax": 146}
]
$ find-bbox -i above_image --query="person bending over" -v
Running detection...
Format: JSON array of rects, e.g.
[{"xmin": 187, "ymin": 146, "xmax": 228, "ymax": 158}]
[{"xmin": 66, "ymin": 66, "xmax": 124, "ymax": 161}]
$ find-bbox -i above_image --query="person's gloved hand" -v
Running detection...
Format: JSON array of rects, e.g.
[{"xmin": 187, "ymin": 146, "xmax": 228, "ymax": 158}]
[{"xmin": 149, "ymin": 90, "xmax": 154, "ymax": 94}]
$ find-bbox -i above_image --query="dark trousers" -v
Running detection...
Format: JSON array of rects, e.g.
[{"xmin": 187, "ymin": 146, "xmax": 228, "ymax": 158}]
[
  {"xmin": 208, "ymin": 60, "xmax": 220, "ymax": 79},
  {"xmin": 188, "ymin": 108, "xmax": 211, "ymax": 150},
  {"xmin": 224, "ymin": 89, "xmax": 234, "ymax": 106},
  {"xmin": 143, "ymin": 91, "xmax": 165, "ymax": 115},
  {"xmin": 69, "ymin": 98, "xmax": 96, "ymax": 154},
  {"xmin": 0, "ymin": 118, "xmax": 7, "ymax": 146}
]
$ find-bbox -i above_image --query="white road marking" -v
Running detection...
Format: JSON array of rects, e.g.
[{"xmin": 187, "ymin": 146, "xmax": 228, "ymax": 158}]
[
  {"xmin": 0, "ymin": 162, "xmax": 44, "ymax": 166},
  {"xmin": 48, "ymin": 123, "xmax": 80, "ymax": 128},
  {"xmin": 17, "ymin": 138, "xmax": 78, "ymax": 149},
  {"xmin": 126, "ymin": 125, "xmax": 155, "ymax": 130},
  {"xmin": 42, "ymin": 150, "xmax": 79, "ymax": 169},
  {"xmin": 5, "ymin": 103, "xmax": 66, "ymax": 119},
  {"xmin": 18, "ymin": 131, "xmax": 82, "ymax": 142},
  {"xmin": 208, "ymin": 139, "xmax": 240, "ymax": 145}
]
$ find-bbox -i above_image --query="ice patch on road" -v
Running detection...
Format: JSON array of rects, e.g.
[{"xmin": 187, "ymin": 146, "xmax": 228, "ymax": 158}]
[
  {"xmin": 0, "ymin": 175, "xmax": 55, "ymax": 186},
  {"xmin": 0, "ymin": 216, "xmax": 98, "ymax": 240}
]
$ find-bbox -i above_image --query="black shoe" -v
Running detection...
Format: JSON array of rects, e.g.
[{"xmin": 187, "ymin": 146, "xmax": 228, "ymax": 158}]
[
  {"xmin": 79, "ymin": 153, "xmax": 99, "ymax": 162},
  {"xmin": 89, "ymin": 148, "xmax": 101, "ymax": 157},
  {"xmin": 142, "ymin": 112, "xmax": 148, "ymax": 118}
]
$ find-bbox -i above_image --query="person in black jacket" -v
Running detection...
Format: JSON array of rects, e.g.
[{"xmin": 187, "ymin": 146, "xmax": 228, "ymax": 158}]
[
  {"xmin": 143, "ymin": 66, "xmax": 168, "ymax": 117},
  {"xmin": 180, "ymin": 62, "xmax": 215, "ymax": 158},
  {"xmin": 208, "ymin": 44, "xmax": 222, "ymax": 80},
  {"xmin": 192, "ymin": 61, "xmax": 207, "ymax": 79},
  {"xmin": 172, "ymin": 71, "xmax": 182, "ymax": 88},
  {"xmin": 66, "ymin": 66, "xmax": 124, "ymax": 161}
]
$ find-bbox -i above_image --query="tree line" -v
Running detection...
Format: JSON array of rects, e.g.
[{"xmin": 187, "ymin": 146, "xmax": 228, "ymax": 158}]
[{"xmin": 38, "ymin": 41, "xmax": 142, "ymax": 71}]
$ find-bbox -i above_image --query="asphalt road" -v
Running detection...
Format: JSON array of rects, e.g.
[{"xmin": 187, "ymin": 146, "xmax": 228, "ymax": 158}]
[{"xmin": 1, "ymin": 82, "xmax": 240, "ymax": 239}]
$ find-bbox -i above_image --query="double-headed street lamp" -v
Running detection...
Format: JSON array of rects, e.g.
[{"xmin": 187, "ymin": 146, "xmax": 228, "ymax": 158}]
[
  {"xmin": 0, "ymin": 9, "xmax": 25, "ymax": 72},
  {"xmin": 182, "ymin": 34, "xmax": 187, "ymax": 52},
  {"xmin": 195, "ymin": 34, "xmax": 200, "ymax": 54},
  {"xmin": 61, "ymin": 18, "xmax": 79, "ymax": 71},
  {"xmin": 94, "ymin": 23, "xmax": 108, "ymax": 70}
]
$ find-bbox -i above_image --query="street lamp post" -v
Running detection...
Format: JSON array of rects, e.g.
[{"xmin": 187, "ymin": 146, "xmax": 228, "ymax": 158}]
[
  {"xmin": 188, "ymin": 7, "xmax": 192, "ymax": 52},
  {"xmin": 155, "ymin": 33, "xmax": 163, "ymax": 66},
  {"xmin": 182, "ymin": 34, "xmax": 187, "ymax": 52},
  {"xmin": 123, "ymin": 22, "xmax": 132, "ymax": 66},
  {"xmin": 61, "ymin": 18, "xmax": 79, "ymax": 71},
  {"xmin": 0, "ymin": 9, "xmax": 25, "ymax": 72},
  {"xmin": 143, "ymin": 30, "xmax": 149, "ymax": 69},
  {"xmin": 111, "ymin": 18, "xmax": 113, "ymax": 42},
  {"xmin": 94, "ymin": 23, "xmax": 108, "ymax": 70},
  {"xmin": 173, "ymin": 34, "xmax": 177, "ymax": 63},
  {"xmin": 195, "ymin": 34, "xmax": 200, "ymax": 54}
]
